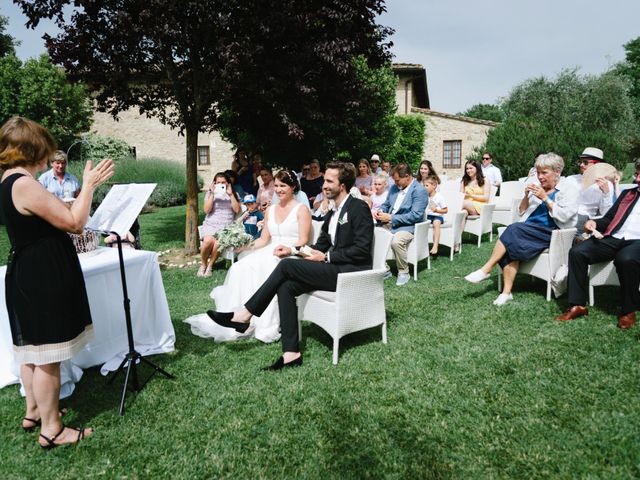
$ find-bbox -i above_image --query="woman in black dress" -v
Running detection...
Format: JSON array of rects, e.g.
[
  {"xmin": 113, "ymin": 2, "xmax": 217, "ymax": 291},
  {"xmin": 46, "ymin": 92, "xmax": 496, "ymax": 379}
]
[{"xmin": 0, "ymin": 117, "xmax": 114, "ymax": 448}]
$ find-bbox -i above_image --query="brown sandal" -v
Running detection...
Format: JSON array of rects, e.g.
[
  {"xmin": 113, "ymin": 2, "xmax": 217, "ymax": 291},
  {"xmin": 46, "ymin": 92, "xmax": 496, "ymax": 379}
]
[{"xmin": 39, "ymin": 424, "xmax": 89, "ymax": 450}]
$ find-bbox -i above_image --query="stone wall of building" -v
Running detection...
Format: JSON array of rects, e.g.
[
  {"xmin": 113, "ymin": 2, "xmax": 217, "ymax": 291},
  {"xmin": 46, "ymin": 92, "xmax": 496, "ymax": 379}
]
[
  {"xmin": 92, "ymin": 109, "xmax": 236, "ymax": 185},
  {"xmin": 412, "ymin": 108, "xmax": 496, "ymax": 179}
]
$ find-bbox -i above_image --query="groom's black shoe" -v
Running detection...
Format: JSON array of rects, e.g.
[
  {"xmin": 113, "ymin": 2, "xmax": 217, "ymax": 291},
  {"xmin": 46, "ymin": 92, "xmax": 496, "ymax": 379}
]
[
  {"xmin": 262, "ymin": 355, "xmax": 303, "ymax": 371},
  {"xmin": 206, "ymin": 310, "xmax": 250, "ymax": 333}
]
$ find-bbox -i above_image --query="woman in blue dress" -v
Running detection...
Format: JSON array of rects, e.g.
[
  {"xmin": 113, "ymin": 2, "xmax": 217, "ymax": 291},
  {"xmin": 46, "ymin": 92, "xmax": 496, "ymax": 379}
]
[{"xmin": 464, "ymin": 153, "xmax": 579, "ymax": 306}]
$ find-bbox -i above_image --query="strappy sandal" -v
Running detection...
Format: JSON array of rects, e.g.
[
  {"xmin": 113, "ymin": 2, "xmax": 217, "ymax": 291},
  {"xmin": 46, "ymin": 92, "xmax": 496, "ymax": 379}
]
[
  {"xmin": 39, "ymin": 424, "xmax": 89, "ymax": 450},
  {"xmin": 23, "ymin": 407, "xmax": 69, "ymax": 432}
]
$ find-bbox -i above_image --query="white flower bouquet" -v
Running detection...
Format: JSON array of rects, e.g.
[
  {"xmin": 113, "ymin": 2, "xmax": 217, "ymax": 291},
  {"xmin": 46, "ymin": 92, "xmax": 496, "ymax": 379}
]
[{"xmin": 214, "ymin": 221, "xmax": 253, "ymax": 251}]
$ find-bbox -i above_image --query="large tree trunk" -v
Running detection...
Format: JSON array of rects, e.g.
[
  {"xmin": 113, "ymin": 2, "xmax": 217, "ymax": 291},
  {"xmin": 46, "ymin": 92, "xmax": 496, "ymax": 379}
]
[{"xmin": 184, "ymin": 124, "xmax": 200, "ymax": 254}]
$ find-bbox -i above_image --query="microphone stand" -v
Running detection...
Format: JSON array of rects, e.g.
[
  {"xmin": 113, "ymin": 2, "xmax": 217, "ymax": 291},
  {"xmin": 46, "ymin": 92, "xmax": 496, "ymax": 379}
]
[{"xmin": 101, "ymin": 231, "xmax": 174, "ymax": 415}]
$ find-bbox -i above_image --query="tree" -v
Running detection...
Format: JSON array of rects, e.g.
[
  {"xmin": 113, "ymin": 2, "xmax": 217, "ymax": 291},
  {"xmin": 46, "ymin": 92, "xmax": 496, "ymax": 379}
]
[
  {"xmin": 386, "ymin": 114, "xmax": 425, "ymax": 170},
  {"xmin": 17, "ymin": 0, "xmax": 393, "ymax": 253},
  {"xmin": 0, "ymin": 13, "xmax": 18, "ymax": 57},
  {"xmin": 0, "ymin": 54, "xmax": 92, "ymax": 149},
  {"xmin": 457, "ymin": 103, "xmax": 504, "ymax": 123},
  {"xmin": 470, "ymin": 69, "xmax": 638, "ymax": 179},
  {"xmin": 615, "ymin": 36, "xmax": 640, "ymax": 122}
]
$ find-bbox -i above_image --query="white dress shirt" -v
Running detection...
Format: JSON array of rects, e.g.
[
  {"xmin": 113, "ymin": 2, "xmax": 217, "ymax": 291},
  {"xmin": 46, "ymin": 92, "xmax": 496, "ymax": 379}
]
[
  {"xmin": 328, "ymin": 195, "xmax": 348, "ymax": 245},
  {"xmin": 567, "ymin": 174, "xmax": 614, "ymax": 218},
  {"xmin": 613, "ymin": 193, "xmax": 640, "ymax": 240},
  {"xmin": 392, "ymin": 179, "xmax": 413, "ymax": 214}
]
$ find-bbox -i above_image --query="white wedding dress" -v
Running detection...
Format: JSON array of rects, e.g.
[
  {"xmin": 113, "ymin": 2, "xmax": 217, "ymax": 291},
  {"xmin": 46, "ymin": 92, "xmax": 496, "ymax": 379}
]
[{"xmin": 185, "ymin": 203, "xmax": 303, "ymax": 343}]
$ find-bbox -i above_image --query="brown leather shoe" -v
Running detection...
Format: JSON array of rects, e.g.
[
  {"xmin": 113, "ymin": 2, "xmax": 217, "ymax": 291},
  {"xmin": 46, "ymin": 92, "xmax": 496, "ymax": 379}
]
[
  {"xmin": 555, "ymin": 305, "xmax": 588, "ymax": 321},
  {"xmin": 617, "ymin": 312, "xmax": 636, "ymax": 330}
]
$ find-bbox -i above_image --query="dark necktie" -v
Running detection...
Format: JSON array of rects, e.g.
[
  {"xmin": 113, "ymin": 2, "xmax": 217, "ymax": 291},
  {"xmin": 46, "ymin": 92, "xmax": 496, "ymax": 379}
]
[{"xmin": 603, "ymin": 188, "xmax": 639, "ymax": 236}]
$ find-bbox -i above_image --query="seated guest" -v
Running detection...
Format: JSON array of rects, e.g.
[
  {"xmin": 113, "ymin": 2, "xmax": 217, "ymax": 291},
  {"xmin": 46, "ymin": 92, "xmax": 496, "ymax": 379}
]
[
  {"xmin": 567, "ymin": 147, "xmax": 614, "ymax": 234},
  {"xmin": 555, "ymin": 159, "xmax": 640, "ymax": 328},
  {"xmin": 239, "ymin": 194, "xmax": 264, "ymax": 240},
  {"xmin": 299, "ymin": 159, "xmax": 324, "ymax": 204},
  {"xmin": 198, "ymin": 172, "xmax": 241, "ymax": 277},
  {"xmin": 233, "ymin": 148, "xmax": 257, "ymax": 195},
  {"xmin": 370, "ymin": 154, "xmax": 382, "ymax": 174},
  {"xmin": 256, "ymin": 166, "xmax": 275, "ymax": 212},
  {"xmin": 225, "ymin": 169, "xmax": 244, "ymax": 198},
  {"xmin": 461, "ymin": 159, "xmax": 490, "ymax": 216},
  {"xmin": 464, "ymin": 153, "xmax": 579, "ymax": 306},
  {"xmin": 416, "ymin": 160, "xmax": 441, "ymax": 187},
  {"xmin": 355, "ymin": 158, "xmax": 374, "ymax": 197},
  {"xmin": 374, "ymin": 163, "xmax": 428, "ymax": 286},
  {"xmin": 481, "ymin": 152, "xmax": 502, "ymax": 188},
  {"xmin": 313, "ymin": 184, "xmax": 363, "ymax": 221},
  {"xmin": 369, "ymin": 173, "xmax": 389, "ymax": 216},
  {"xmin": 38, "ymin": 150, "xmax": 80, "ymax": 200},
  {"xmin": 424, "ymin": 176, "xmax": 448, "ymax": 256}
]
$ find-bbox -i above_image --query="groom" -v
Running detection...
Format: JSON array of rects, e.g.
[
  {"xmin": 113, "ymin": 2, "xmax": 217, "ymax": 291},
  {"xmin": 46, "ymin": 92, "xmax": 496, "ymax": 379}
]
[{"xmin": 209, "ymin": 161, "xmax": 374, "ymax": 370}]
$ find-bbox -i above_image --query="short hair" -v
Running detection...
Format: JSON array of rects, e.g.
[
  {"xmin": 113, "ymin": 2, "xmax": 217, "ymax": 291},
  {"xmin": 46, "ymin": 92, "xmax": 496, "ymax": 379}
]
[
  {"xmin": 534, "ymin": 152, "xmax": 564, "ymax": 173},
  {"xmin": 373, "ymin": 173, "xmax": 388, "ymax": 186},
  {"xmin": 0, "ymin": 116, "xmax": 57, "ymax": 169},
  {"xmin": 424, "ymin": 175, "xmax": 439, "ymax": 186},
  {"xmin": 483, "ymin": 152, "xmax": 492, "ymax": 159},
  {"xmin": 325, "ymin": 161, "xmax": 356, "ymax": 190},
  {"xmin": 274, "ymin": 169, "xmax": 300, "ymax": 193},
  {"xmin": 52, "ymin": 150, "xmax": 67, "ymax": 163},
  {"xmin": 392, "ymin": 163, "xmax": 413, "ymax": 178}
]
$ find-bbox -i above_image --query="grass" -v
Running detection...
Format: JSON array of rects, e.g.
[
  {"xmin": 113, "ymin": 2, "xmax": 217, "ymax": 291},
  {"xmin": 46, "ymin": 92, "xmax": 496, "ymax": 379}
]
[{"xmin": 0, "ymin": 204, "xmax": 639, "ymax": 478}]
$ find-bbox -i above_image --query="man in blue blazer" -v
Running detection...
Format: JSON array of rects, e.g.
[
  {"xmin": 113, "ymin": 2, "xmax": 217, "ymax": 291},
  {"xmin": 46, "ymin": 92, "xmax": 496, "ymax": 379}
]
[{"xmin": 374, "ymin": 163, "xmax": 428, "ymax": 286}]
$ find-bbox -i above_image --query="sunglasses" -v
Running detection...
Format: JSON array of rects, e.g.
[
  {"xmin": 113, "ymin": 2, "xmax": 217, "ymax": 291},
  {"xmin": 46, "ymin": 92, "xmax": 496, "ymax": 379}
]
[{"xmin": 482, "ymin": 157, "xmax": 491, "ymax": 160}]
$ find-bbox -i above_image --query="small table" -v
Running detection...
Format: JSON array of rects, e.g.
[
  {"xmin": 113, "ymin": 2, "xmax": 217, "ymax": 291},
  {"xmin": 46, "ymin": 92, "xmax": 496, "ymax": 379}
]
[{"xmin": 0, "ymin": 248, "xmax": 175, "ymax": 397}]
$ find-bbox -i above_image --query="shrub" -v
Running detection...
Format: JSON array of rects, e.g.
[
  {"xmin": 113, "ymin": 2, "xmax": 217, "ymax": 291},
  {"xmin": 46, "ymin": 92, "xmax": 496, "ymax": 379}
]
[
  {"xmin": 67, "ymin": 133, "xmax": 135, "ymax": 163},
  {"xmin": 68, "ymin": 157, "xmax": 202, "ymax": 208},
  {"xmin": 387, "ymin": 114, "xmax": 425, "ymax": 171}
]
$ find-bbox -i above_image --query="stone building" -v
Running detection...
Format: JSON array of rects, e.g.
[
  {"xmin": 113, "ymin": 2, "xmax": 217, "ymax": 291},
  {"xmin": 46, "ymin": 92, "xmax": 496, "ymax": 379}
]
[{"xmin": 91, "ymin": 63, "xmax": 496, "ymax": 182}]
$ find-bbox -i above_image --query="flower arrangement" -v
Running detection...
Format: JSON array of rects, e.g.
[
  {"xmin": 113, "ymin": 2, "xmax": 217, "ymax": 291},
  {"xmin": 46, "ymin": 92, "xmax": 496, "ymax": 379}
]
[{"xmin": 214, "ymin": 221, "xmax": 253, "ymax": 251}]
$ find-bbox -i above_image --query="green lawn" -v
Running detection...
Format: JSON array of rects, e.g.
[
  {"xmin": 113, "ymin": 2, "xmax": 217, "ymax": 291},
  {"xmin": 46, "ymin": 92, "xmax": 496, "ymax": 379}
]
[{"xmin": 0, "ymin": 203, "xmax": 639, "ymax": 479}]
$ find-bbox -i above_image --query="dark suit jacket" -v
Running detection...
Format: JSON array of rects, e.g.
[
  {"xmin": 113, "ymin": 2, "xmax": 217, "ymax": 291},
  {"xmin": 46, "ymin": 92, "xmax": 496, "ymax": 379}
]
[
  {"xmin": 311, "ymin": 195, "xmax": 373, "ymax": 269},
  {"xmin": 595, "ymin": 186, "xmax": 640, "ymax": 235}
]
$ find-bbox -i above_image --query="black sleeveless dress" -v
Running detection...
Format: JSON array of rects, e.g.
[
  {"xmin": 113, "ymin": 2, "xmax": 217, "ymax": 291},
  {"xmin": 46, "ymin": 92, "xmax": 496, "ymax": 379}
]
[{"xmin": 1, "ymin": 173, "xmax": 93, "ymax": 365}]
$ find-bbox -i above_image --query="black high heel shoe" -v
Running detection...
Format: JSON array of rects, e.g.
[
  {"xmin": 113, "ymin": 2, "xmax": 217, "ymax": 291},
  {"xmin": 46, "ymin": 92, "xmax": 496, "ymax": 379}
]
[
  {"xmin": 206, "ymin": 310, "xmax": 250, "ymax": 333},
  {"xmin": 262, "ymin": 355, "xmax": 303, "ymax": 371}
]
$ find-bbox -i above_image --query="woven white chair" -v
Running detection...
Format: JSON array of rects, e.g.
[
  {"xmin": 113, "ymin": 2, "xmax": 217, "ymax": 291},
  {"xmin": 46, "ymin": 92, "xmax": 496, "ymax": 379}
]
[
  {"xmin": 385, "ymin": 218, "xmax": 431, "ymax": 281},
  {"xmin": 428, "ymin": 190, "xmax": 465, "ymax": 260},
  {"xmin": 497, "ymin": 227, "xmax": 576, "ymax": 301},
  {"xmin": 464, "ymin": 203, "xmax": 496, "ymax": 247},
  {"xmin": 439, "ymin": 179, "xmax": 461, "ymax": 193},
  {"xmin": 296, "ymin": 227, "xmax": 393, "ymax": 364},
  {"xmin": 588, "ymin": 261, "xmax": 620, "ymax": 306},
  {"xmin": 493, "ymin": 181, "xmax": 524, "ymax": 227},
  {"xmin": 311, "ymin": 220, "xmax": 324, "ymax": 244}
]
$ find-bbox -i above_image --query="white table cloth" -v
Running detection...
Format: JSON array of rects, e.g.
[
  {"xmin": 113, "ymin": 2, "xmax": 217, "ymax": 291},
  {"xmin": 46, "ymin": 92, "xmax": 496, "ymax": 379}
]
[{"xmin": 0, "ymin": 248, "xmax": 175, "ymax": 397}]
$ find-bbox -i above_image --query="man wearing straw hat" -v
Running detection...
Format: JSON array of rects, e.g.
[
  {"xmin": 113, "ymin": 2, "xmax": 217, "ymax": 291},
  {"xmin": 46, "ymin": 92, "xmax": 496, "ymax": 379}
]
[{"xmin": 568, "ymin": 147, "xmax": 614, "ymax": 235}]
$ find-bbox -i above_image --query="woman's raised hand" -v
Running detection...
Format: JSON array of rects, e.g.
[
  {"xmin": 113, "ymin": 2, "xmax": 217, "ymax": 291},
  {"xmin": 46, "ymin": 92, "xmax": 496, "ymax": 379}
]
[{"xmin": 83, "ymin": 158, "xmax": 115, "ymax": 191}]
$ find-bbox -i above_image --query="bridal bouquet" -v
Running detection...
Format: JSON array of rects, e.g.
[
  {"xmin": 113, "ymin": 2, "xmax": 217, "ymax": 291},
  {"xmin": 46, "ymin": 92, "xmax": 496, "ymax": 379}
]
[{"xmin": 214, "ymin": 221, "xmax": 253, "ymax": 251}]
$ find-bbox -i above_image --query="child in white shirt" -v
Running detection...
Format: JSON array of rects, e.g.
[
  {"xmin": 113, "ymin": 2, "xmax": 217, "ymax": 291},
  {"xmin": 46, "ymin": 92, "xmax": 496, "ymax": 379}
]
[{"xmin": 425, "ymin": 176, "xmax": 448, "ymax": 256}]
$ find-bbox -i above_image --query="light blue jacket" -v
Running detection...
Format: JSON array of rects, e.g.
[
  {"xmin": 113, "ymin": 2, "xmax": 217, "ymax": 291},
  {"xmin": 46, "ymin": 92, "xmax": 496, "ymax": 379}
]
[{"xmin": 380, "ymin": 179, "xmax": 428, "ymax": 233}]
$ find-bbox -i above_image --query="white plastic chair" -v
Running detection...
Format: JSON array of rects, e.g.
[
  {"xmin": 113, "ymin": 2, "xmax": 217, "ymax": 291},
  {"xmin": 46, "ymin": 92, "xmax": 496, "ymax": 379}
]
[
  {"xmin": 464, "ymin": 203, "xmax": 496, "ymax": 247},
  {"xmin": 497, "ymin": 227, "xmax": 576, "ymax": 301},
  {"xmin": 296, "ymin": 227, "xmax": 393, "ymax": 364},
  {"xmin": 493, "ymin": 181, "xmax": 525, "ymax": 227},
  {"xmin": 311, "ymin": 220, "xmax": 324, "ymax": 244},
  {"xmin": 385, "ymin": 217, "xmax": 431, "ymax": 281},
  {"xmin": 439, "ymin": 179, "xmax": 461, "ymax": 192},
  {"xmin": 588, "ymin": 261, "xmax": 620, "ymax": 306},
  {"xmin": 428, "ymin": 190, "xmax": 465, "ymax": 260}
]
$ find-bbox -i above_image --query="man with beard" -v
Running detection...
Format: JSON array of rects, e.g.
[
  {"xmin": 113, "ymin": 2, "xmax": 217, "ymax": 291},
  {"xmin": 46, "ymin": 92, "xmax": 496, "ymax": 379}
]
[{"xmin": 208, "ymin": 161, "xmax": 374, "ymax": 369}]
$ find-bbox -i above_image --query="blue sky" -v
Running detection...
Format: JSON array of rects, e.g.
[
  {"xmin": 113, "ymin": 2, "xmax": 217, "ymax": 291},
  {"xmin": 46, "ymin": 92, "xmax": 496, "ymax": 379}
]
[{"xmin": 4, "ymin": 1, "xmax": 640, "ymax": 114}]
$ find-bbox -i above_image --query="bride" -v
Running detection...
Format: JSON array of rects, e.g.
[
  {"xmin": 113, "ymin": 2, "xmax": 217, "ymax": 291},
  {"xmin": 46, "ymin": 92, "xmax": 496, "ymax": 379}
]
[{"xmin": 185, "ymin": 169, "xmax": 311, "ymax": 343}]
